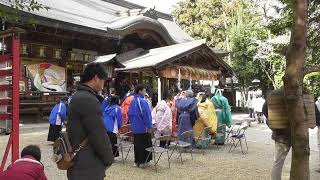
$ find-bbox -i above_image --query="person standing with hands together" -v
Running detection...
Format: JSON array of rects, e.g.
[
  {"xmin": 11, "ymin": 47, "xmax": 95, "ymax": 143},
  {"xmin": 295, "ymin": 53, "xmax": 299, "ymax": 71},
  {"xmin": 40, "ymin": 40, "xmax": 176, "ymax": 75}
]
[{"xmin": 128, "ymin": 84, "xmax": 153, "ymax": 167}]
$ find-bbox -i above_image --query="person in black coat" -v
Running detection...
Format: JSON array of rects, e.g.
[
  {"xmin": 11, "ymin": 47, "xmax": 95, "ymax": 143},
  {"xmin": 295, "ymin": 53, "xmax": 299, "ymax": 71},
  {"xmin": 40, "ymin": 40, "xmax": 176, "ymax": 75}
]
[
  {"xmin": 315, "ymin": 98, "xmax": 320, "ymax": 172},
  {"xmin": 262, "ymin": 89, "xmax": 291, "ymax": 180},
  {"xmin": 67, "ymin": 63, "xmax": 113, "ymax": 180}
]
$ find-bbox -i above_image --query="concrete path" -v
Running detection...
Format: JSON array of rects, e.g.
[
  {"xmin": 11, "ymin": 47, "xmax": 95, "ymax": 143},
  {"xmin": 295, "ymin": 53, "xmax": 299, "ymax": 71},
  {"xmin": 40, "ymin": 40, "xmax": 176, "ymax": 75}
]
[{"xmin": 0, "ymin": 113, "xmax": 319, "ymax": 180}]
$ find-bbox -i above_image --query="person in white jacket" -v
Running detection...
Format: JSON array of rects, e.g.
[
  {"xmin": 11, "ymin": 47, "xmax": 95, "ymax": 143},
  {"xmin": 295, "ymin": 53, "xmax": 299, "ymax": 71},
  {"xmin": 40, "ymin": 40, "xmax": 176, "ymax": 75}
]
[
  {"xmin": 253, "ymin": 95, "xmax": 265, "ymax": 123},
  {"xmin": 152, "ymin": 93, "xmax": 173, "ymax": 148}
]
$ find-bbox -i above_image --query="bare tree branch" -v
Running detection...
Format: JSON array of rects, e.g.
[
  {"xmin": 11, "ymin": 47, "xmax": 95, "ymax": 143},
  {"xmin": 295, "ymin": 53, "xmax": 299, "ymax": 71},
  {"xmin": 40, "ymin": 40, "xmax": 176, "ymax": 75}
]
[
  {"xmin": 258, "ymin": 58, "xmax": 277, "ymax": 89},
  {"xmin": 303, "ymin": 66, "xmax": 320, "ymax": 75}
]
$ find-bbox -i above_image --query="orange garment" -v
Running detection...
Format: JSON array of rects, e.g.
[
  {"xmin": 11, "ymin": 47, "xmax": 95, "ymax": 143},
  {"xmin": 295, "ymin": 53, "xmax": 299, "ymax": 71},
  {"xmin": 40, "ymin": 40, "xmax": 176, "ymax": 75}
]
[
  {"xmin": 169, "ymin": 100, "xmax": 177, "ymax": 135},
  {"xmin": 120, "ymin": 95, "xmax": 134, "ymax": 133}
]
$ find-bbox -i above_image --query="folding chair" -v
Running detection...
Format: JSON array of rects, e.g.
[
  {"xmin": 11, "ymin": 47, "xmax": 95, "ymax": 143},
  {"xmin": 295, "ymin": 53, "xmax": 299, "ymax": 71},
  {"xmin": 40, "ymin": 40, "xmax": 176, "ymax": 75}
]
[
  {"xmin": 194, "ymin": 126, "xmax": 212, "ymax": 155},
  {"xmin": 228, "ymin": 125, "xmax": 249, "ymax": 154},
  {"xmin": 144, "ymin": 134, "xmax": 171, "ymax": 172},
  {"xmin": 225, "ymin": 122, "xmax": 243, "ymax": 143},
  {"xmin": 169, "ymin": 130, "xmax": 194, "ymax": 164},
  {"xmin": 115, "ymin": 124, "xmax": 133, "ymax": 164}
]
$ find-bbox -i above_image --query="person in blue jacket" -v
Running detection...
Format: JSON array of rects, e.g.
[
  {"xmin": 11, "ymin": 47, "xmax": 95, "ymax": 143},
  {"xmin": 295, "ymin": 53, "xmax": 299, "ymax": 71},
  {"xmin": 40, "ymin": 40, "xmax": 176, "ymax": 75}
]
[
  {"xmin": 47, "ymin": 97, "xmax": 67, "ymax": 142},
  {"xmin": 101, "ymin": 90, "xmax": 116, "ymax": 112},
  {"xmin": 103, "ymin": 95, "xmax": 122, "ymax": 157},
  {"xmin": 128, "ymin": 84, "xmax": 153, "ymax": 167}
]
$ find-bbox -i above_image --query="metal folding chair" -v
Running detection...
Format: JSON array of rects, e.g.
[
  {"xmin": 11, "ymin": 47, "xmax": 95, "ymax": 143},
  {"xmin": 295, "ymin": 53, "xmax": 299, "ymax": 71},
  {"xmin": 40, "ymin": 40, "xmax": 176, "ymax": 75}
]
[
  {"xmin": 225, "ymin": 122, "xmax": 243, "ymax": 143},
  {"xmin": 115, "ymin": 124, "xmax": 133, "ymax": 164},
  {"xmin": 169, "ymin": 130, "xmax": 194, "ymax": 164},
  {"xmin": 194, "ymin": 126, "xmax": 212, "ymax": 154},
  {"xmin": 228, "ymin": 125, "xmax": 249, "ymax": 154},
  {"xmin": 144, "ymin": 134, "xmax": 171, "ymax": 172}
]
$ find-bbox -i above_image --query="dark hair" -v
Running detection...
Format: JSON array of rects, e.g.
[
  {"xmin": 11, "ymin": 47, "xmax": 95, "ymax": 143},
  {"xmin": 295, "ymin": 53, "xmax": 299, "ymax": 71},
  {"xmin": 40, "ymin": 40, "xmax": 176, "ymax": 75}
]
[
  {"xmin": 201, "ymin": 94, "xmax": 207, "ymax": 103},
  {"xmin": 134, "ymin": 84, "xmax": 145, "ymax": 94},
  {"xmin": 56, "ymin": 96, "xmax": 68, "ymax": 104},
  {"xmin": 80, "ymin": 63, "xmax": 107, "ymax": 83},
  {"xmin": 205, "ymin": 91, "xmax": 211, "ymax": 98},
  {"xmin": 109, "ymin": 95, "xmax": 120, "ymax": 106},
  {"xmin": 21, "ymin": 145, "xmax": 41, "ymax": 162},
  {"xmin": 163, "ymin": 92, "xmax": 172, "ymax": 101},
  {"xmin": 61, "ymin": 96, "xmax": 68, "ymax": 102}
]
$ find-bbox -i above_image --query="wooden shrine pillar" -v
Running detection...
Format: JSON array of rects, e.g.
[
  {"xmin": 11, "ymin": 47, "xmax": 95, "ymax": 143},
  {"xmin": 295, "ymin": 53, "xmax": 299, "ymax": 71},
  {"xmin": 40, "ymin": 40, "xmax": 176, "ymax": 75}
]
[
  {"xmin": 129, "ymin": 72, "xmax": 132, "ymax": 85},
  {"xmin": 162, "ymin": 77, "xmax": 166, "ymax": 96},
  {"xmin": 157, "ymin": 77, "xmax": 161, "ymax": 103},
  {"xmin": 139, "ymin": 72, "xmax": 143, "ymax": 84}
]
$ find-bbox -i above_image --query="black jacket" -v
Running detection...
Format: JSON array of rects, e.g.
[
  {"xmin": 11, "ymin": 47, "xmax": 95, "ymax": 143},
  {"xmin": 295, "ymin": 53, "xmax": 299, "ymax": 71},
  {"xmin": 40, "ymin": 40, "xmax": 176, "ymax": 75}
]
[
  {"xmin": 315, "ymin": 104, "xmax": 320, "ymax": 126},
  {"xmin": 67, "ymin": 84, "xmax": 113, "ymax": 180}
]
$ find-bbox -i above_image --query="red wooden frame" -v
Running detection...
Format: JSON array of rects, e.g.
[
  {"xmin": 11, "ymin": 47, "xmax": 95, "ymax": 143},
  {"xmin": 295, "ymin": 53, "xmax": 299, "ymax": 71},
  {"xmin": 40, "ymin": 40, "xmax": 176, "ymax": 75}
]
[{"xmin": 0, "ymin": 28, "xmax": 23, "ymax": 172}]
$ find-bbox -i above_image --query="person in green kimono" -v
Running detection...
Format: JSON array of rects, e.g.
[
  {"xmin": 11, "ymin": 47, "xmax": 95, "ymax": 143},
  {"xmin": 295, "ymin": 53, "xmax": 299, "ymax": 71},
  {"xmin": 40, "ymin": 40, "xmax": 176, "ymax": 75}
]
[{"xmin": 211, "ymin": 90, "xmax": 232, "ymax": 145}]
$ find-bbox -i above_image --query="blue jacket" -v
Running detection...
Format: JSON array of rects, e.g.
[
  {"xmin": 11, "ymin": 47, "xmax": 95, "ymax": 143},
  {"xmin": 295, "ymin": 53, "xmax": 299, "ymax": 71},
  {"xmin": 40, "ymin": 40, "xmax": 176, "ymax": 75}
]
[
  {"xmin": 103, "ymin": 105, "xmax": 123, "ymax": 133},
  {"xmin": 128, "ymin": 94, "xmax": 153, "ymax": 134},
  {"xmin": 101, "ymin": 96, "xmax": 111, "ymax": 112},
  {"xmin": 49, "ymin": 101, "xmax": 67, "ymax": 125}
]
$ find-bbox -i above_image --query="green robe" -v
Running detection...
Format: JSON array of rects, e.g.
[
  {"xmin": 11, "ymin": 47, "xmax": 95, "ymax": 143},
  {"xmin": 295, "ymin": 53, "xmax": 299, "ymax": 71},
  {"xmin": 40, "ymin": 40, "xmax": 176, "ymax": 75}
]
[{"xmin": 211, "ymin": 95, "xmax": 232, "ymax": 144}]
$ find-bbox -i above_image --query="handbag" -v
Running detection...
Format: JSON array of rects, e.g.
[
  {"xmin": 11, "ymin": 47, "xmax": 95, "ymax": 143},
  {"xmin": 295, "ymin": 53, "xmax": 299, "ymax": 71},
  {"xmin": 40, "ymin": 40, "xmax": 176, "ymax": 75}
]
[{"xmin": 53, "ymin": 131, "xmax": 88, "ymax": 170}]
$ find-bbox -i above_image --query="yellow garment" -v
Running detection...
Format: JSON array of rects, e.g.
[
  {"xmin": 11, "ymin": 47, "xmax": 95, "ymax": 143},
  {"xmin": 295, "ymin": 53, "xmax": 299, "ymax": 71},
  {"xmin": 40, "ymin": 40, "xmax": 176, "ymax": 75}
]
[{"xmin": 193, "ymin": 99, "xmax": 218, "ymax": 138}]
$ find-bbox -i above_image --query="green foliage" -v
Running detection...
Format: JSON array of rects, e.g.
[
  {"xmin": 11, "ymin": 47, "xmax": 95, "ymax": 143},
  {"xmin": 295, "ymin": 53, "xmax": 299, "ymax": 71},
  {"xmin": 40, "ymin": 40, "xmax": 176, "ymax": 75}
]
[
  {"xmin": 173, "ymin": 0, "xmax": 235, "ymax": 49},
  {"xmin": 0, "ymin": 0, "xmax": 49, "ymax": 24},
  {"xmin": 9, "ymin": 0, "xmax": 49, "ymax": 12},
  {"xmin": 304, "ymin": 72, "xmax": 320, "ymax": 97},
  {"xmin": 174, "ymin": 0, "xmax": 320, "ymax": 97},
  {"xmin": 268, "ymin": 0, "xmax": 320, "ymax": 96},
  {"xmin": 173, "ymin": 0, "xmax": 272, "ymax": 98}
]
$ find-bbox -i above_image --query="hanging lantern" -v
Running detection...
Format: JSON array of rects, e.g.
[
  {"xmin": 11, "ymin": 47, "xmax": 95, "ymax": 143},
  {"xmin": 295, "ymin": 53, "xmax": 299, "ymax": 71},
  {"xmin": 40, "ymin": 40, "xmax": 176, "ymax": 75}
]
[
  {"xmin": 105, "ymin": 65, "xmax": 114, "ymax": 79},
  {"xmin": 55, "ymin": 49, "xmax": 62, "ymax": 59}
]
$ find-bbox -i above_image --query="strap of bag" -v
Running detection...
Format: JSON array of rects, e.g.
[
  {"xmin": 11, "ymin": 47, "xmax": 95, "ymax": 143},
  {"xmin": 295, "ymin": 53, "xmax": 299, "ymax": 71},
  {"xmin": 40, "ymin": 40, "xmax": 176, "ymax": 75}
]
[{"xmin": 74, "ymin": 137, "xmax": 88, "ymax": 156}]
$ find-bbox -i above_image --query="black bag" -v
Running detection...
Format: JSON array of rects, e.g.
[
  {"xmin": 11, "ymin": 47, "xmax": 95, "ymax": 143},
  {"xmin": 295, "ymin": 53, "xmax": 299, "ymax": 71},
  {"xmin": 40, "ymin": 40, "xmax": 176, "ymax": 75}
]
[{"xmin": 53, "ymin": 131, "xmax": 88, "ymax": 170}]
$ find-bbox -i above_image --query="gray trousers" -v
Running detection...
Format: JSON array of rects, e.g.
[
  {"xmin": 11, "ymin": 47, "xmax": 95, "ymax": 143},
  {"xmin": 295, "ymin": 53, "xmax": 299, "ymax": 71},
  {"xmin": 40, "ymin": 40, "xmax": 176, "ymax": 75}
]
[{"xmin": 271, "ymin": 142, "xmax": 290, "ymax": 180}]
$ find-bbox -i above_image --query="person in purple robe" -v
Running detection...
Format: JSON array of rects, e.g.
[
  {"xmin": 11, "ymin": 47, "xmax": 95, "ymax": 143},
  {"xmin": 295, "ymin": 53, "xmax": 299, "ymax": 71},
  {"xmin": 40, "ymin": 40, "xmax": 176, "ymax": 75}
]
[{"xmin": 176, "ymin": 90, "xmax": 199, "ymax": 143}]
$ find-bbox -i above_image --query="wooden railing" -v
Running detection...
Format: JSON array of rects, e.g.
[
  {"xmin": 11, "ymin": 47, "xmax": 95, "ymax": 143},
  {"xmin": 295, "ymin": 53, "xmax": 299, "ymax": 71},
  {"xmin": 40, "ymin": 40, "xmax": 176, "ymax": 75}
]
[{"xmin": 19, "ymin": 91, "xmax": 68, "ymax": 122}]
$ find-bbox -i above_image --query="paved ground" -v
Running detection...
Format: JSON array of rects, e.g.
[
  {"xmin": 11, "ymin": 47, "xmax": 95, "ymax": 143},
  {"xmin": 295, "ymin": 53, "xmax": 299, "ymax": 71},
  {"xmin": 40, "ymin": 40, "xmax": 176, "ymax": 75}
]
[{"xmin": 0, "ymin": 113, "xmax": 319, "ymax": 180}]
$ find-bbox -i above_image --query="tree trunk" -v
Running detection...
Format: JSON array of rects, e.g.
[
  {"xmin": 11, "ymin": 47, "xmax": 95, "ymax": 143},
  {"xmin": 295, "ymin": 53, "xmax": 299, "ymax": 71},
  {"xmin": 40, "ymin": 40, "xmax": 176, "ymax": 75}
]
[{"xmin": 283, "ymin": 1, "xmax": 309, "ymax": 179}]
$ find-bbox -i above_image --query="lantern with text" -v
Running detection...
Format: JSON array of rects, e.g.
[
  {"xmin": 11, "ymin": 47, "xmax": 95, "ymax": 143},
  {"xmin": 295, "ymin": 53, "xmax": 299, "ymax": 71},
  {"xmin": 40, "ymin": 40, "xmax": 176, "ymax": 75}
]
[{"xmin": 105, "ymin": 65, "xmax": 114, "ymax": 79}]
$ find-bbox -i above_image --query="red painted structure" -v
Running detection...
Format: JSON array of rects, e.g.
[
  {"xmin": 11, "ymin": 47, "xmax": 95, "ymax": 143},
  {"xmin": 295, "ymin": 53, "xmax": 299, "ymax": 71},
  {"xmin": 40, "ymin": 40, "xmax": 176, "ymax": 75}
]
[{"xmin": 0, "ymin": 28, "xmax": 24, "ymax": 172}]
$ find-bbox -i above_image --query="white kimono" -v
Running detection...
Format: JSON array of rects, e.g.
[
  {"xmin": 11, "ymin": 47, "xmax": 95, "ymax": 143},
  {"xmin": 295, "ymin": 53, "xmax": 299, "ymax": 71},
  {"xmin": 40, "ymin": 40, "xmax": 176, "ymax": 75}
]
[{"xmin": 152, "ymin": 100, "xmax": 172, "ymax": 138}]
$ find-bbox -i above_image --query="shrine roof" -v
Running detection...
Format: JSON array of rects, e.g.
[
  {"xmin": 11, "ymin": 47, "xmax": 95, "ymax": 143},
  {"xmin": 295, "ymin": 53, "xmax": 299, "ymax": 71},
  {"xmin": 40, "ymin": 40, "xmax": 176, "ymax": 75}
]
[
  {"xmin": 0, "ymin": 0, "xmax": 193, "ymax": 44},
  {"xmin": 112, "ymin": 40, "xmax": 234, "ymax": 77}
]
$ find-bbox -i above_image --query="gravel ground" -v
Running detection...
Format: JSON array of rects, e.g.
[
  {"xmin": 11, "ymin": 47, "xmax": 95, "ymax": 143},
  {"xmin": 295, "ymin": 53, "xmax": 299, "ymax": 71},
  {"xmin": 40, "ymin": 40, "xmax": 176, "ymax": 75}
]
[{"xmin": 0, "ymin": 115, "xmax": 319, "ymax": 180}]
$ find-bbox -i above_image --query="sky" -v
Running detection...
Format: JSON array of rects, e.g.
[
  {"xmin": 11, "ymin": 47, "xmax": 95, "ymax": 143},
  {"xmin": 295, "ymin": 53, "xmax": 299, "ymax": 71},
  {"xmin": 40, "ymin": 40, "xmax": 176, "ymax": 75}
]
[{"xmin": 126, "ymin": 0, "xmax": 183, "ymax": 14}]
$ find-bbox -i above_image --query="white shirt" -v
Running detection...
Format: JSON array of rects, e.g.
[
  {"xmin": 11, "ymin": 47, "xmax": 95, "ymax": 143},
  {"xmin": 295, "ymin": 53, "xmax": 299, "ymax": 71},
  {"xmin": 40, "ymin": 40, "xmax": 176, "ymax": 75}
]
[
  {"xmin": 55, "ymin": 102, "xmax": 62, "ymax": 125},
  {"xmin": 247, "ymin": 98, "xmax": 253, "ymax": 108},
  {"xmin": 112, "ymin": 108, "xmax": 119, "ymax": 134},
  {"xmin": 254, "ymin": 97, "xmax": 265, "ymax": 113}
]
